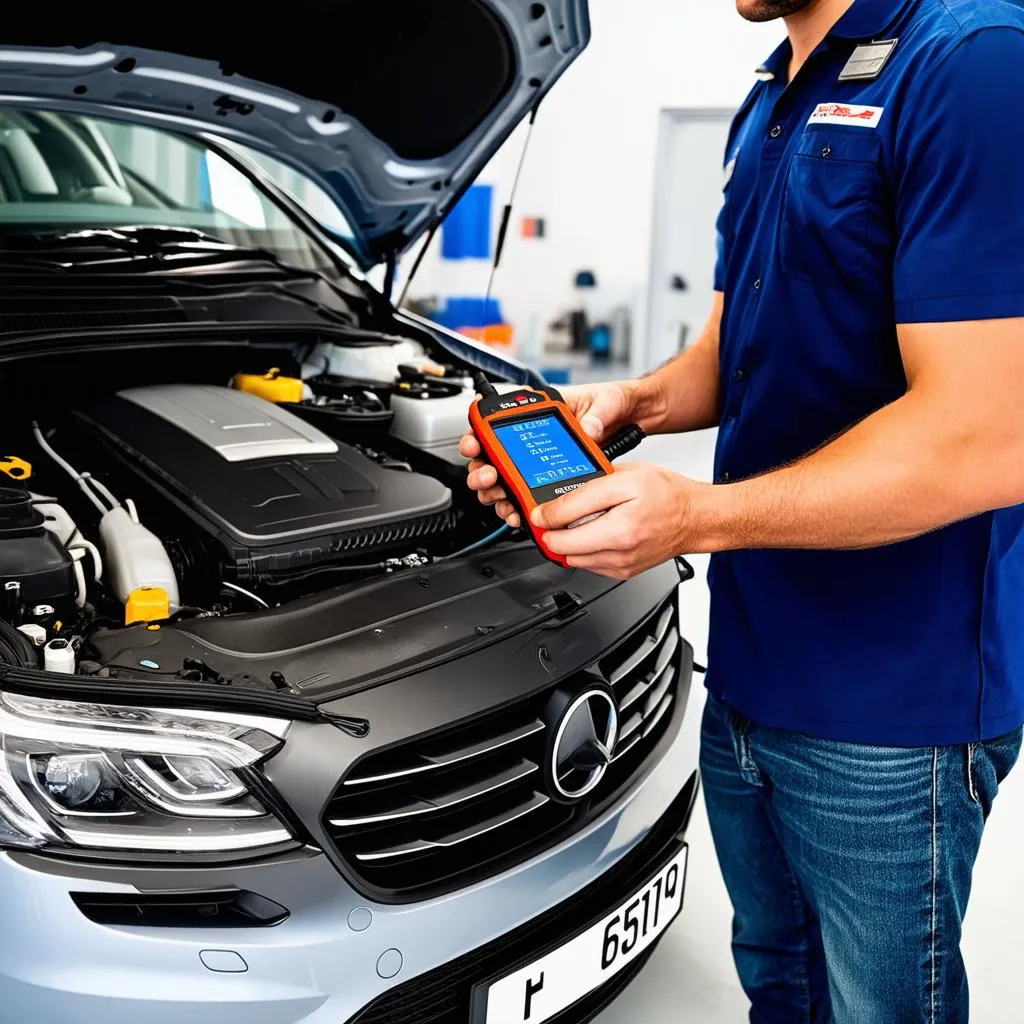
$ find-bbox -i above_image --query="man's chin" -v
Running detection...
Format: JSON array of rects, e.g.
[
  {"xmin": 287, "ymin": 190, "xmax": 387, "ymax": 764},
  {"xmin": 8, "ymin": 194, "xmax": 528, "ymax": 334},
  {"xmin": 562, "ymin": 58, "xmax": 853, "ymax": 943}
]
[{"xmin": 737, "ymin": 0, "xmax": 814, "ymax": 22}]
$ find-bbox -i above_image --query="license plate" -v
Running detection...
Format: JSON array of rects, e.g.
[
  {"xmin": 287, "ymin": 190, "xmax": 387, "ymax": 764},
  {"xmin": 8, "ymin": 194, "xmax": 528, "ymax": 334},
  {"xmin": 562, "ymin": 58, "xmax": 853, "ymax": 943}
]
[{"xmin": 475, "ymin": 845, "xmax": 688, "ymax": 1024}]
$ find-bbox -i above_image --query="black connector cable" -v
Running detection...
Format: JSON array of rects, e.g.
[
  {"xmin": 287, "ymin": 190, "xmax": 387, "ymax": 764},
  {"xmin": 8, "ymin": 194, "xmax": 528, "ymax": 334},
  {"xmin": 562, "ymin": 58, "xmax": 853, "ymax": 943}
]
[
  {"xmin": 601, "ymin": 424, "xmax": 647, "ymax": 462},
  {"xmin": 473, "ymin": 373, "xmax": 498, "ymax": 399}
]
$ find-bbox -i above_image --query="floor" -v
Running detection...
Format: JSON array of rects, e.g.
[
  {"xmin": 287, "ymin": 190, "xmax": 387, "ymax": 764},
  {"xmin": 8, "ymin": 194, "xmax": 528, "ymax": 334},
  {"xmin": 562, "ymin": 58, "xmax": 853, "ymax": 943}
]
[{"xmin": 595, "ymin": 427, "xmax": 1024, "ymax": 1024}]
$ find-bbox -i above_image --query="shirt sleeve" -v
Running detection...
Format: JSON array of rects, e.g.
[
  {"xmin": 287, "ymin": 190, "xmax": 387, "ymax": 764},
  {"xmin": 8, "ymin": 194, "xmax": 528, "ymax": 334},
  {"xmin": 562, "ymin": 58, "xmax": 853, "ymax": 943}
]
[
  {"xmin": 714, "ymin": 196, "xmax": 729, "ymax": 293},
  {"xmin": 714, "ymin": 128, "xmax": 743, "ymax": 293},
  {"xmin": 894, "ymin": 27, "xmax": 1024, "ymax": 323}
]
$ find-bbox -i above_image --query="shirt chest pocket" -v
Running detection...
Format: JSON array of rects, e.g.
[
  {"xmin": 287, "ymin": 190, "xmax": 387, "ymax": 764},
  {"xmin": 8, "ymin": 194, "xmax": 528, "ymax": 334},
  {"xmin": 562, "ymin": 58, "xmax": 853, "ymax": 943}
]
[{"xmin": 779, "ymin": 131, "xmax": 888, "ymax": 287}]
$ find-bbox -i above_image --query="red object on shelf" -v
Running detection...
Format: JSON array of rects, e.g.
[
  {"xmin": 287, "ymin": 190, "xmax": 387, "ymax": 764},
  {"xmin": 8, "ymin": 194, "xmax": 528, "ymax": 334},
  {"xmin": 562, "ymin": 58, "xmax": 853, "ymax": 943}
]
[
  {"xmin": 459, "ymin": 324, "xmax": 515, "ymax": 348},
  {"xmin": 521, "ymin": 217, "xmax": 546, "ymax": 239}
]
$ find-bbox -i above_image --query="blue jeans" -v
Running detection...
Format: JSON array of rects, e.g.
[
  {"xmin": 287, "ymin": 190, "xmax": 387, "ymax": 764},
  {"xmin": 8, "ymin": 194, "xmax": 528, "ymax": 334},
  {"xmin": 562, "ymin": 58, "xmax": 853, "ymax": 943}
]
[{"xmin": 699, "ymin": 693, "xmax": 1022, "ymax": 1024}]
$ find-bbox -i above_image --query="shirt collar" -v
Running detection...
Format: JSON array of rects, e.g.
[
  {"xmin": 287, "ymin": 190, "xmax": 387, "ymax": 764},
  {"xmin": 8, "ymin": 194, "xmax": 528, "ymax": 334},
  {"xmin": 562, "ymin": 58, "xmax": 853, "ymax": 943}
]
[
  {"xmin": 755, "ymin": 39, "xmax": 793, "ymax": 81},
  {"xmin": 829, "ymin": 0, "xmax": 913, "ymax": 40}
]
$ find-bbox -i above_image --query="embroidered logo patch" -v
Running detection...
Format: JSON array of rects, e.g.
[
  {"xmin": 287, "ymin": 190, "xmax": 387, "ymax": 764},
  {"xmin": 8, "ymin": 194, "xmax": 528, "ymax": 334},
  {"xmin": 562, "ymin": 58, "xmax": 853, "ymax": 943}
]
[{"xmin": 807, "ymin": 103, "xmax": 884, "ymax": 128}]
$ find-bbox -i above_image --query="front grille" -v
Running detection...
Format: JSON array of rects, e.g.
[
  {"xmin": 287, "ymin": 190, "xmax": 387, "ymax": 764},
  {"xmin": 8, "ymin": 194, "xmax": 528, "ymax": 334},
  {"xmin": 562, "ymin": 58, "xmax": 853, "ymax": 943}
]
[
  {"xmin": 322, "ymin": 595, "xmax": 689, "ymax": 900},
  {"xmin": 347, "ymin": 772, "xmax": 699, "ymax": 1024}
]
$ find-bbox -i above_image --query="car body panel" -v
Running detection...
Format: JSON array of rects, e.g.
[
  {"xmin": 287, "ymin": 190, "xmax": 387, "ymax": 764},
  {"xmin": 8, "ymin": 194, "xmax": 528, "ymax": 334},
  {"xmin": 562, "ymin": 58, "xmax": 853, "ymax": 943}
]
[{"xmin": 2, "ymin": 681, "xmax": 699, "ymax": 1024}]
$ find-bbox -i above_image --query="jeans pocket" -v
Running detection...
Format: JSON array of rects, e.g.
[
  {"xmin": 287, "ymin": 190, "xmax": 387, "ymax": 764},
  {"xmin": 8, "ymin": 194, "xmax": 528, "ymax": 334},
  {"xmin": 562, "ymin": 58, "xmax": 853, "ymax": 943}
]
[
  {"xmin": 967, "ymin": 729, "xmax": 1023, "ymax": 819},
  {"xmin": 965, "ymin": 743, "xmax": 979, "ymax": 805}
]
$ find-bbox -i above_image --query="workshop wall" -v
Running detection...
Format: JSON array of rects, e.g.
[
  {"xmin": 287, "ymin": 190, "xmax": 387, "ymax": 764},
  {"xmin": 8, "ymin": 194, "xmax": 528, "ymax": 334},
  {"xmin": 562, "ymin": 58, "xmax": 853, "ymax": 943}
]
[{"xmin": 399, "ymin": 0, "xmax": 781, "ymax": 366}]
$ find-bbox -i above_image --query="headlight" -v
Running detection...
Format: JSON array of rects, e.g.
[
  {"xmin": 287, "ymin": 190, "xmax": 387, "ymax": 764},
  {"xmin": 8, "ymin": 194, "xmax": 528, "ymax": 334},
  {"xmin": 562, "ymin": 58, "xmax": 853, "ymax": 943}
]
[{"xmin": 0, "ymin": 691, "xmax": 293, "ymax": 855}]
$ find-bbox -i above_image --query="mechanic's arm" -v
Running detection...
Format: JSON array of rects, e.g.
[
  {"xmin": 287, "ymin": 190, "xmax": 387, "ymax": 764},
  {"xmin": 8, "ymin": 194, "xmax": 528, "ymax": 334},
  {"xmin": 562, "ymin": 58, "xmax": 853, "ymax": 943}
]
[
  {"xmin": 638, "ymin": 290, "xmax": 724, "ymax": 435},
  {"xmin": 533, "ymin": 317, "xmax": 1024, "ymax": 573},
  {"xmin": 701, "ymin": 318, "xmax": 1024, "ymax": 549}
]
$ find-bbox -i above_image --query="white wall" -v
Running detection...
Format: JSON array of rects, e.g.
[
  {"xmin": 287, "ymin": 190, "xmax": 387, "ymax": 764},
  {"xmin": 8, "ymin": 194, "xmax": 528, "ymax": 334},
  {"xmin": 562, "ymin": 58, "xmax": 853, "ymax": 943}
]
[{"xmin": 400, "ymin": 0, "xmax": 782, "ymax": 363}]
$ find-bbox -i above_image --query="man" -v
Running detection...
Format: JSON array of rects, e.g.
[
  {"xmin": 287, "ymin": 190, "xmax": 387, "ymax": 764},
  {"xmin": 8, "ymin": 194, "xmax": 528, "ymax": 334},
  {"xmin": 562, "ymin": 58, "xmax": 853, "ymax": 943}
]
[{"xmin": 462, "ymin": 0, "xmax": 1024, "ymax": 1020}]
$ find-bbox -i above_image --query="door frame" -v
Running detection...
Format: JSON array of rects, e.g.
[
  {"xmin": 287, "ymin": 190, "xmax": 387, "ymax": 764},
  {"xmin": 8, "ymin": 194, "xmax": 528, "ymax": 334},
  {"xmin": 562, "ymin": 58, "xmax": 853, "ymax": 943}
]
[{"xmin": 642, "ymin": 107, "xmax": 736, "ymax": 375}]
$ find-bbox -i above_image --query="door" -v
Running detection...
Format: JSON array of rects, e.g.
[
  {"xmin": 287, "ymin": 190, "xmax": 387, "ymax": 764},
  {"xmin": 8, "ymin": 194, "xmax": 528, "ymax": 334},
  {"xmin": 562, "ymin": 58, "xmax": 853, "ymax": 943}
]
[{"xmin": 644, "ymin": 110, "xmax": 734, "ymax": 373}]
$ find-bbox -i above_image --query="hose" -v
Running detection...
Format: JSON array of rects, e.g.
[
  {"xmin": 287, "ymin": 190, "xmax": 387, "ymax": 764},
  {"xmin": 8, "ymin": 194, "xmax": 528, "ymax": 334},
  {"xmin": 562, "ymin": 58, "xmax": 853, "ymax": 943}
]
[
  {"xmin": 69, "ymin": 550, "xmax": 88, "ymax": 608},
  {"xmin": 0, "ymin": 620, "xmax": 39, "ymax": 669},
  {"xmin": 31, "ymin": 422, "xmax": 121, "ymax": 517},
  {"xmin": 442, "ymin": 524, "xmax": 510, "ymax": 562},
  {"xmin": 220, "ymin": 580, "xmax": 270, "ymax": 609}
]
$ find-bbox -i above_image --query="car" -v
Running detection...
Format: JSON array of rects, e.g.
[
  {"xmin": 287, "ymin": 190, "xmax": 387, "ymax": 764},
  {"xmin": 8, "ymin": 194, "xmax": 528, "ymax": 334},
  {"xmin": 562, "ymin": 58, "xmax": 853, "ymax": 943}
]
[{"xmin": 0, "ymin": 4, "xmax": 701, "ymax": 1023}]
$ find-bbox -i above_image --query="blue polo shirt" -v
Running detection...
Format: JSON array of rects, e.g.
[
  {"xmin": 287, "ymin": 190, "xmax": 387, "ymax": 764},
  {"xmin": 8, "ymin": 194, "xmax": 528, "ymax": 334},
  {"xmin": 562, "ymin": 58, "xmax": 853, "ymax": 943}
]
[{"xmin": 707, "ymin": 0, "xmax": 1024, "ymax": 745}]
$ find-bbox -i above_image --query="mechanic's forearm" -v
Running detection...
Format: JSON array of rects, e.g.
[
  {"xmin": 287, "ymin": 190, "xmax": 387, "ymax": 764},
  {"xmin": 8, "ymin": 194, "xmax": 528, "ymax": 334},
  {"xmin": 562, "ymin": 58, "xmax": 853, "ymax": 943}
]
[
  {"xmin": 695, "ymin": 390, "xmax": 1024, "ymax": 552},
  {"xmin": 630, "ymin": 293, "xmax": 724, "ymax": 435}
]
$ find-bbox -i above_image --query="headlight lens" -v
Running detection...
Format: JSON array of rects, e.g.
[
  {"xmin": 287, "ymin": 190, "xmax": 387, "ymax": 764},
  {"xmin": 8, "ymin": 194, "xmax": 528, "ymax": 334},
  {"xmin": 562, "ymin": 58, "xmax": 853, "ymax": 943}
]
[{"xmin": 0, "ymin": 691, "xmax": 292, "ymax": 855}]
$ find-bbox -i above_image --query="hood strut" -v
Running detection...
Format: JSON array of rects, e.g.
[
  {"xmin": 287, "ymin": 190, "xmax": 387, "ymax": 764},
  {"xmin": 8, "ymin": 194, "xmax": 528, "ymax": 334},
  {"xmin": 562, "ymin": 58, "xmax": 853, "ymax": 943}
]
[{"xmin": 383, "ymin": 250, "xmax": 398, "ymax": 306}]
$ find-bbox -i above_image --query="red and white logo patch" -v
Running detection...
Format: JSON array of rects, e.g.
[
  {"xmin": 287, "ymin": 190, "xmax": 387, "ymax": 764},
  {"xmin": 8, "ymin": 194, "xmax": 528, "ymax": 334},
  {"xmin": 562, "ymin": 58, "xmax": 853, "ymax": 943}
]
[{"xmin": 808, "ymin": 103, "xmax": 884, "ymax": 128}]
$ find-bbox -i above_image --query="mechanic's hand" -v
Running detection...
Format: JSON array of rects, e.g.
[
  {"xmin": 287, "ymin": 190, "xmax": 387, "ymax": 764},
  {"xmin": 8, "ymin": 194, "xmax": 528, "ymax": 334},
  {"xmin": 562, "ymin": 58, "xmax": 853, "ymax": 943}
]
[
  {"xmin": 531, "ymin": 462, "xmax": 712, "ymax": 579},
  {"xmin": 460, "ymin": 381, "xmax": 644, "ymax": 530}
]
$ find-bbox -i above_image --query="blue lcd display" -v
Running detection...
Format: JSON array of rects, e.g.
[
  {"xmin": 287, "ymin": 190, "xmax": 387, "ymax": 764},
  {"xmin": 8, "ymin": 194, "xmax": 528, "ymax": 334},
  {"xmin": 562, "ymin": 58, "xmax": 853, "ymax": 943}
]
[{"xmin": 493, "ymin": 415, "xmax": 598, "ymax": 490}]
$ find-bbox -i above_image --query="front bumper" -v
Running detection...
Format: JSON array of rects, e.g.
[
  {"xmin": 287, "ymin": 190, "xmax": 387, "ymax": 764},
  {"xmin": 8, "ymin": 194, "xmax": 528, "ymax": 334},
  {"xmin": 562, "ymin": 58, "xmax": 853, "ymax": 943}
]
[
  {"xmin": 0, "ymin": 572, "xmax": 702, "ymax": 1024},
  {"xmin": 1, "ymin": 753, "xmax": 698, "ymax": 1024}
]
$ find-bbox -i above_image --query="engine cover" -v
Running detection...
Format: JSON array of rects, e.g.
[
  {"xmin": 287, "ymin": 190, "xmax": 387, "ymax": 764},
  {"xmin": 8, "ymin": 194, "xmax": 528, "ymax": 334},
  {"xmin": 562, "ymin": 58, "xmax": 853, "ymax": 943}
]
[{"xmin": 74, "ymin": 385, "xmax": 453, "ymax": 583}]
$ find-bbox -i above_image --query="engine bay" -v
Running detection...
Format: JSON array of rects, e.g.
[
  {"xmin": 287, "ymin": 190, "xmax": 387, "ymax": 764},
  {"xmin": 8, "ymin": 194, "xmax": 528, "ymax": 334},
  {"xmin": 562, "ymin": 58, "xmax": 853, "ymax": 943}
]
[
  {"xmin": 75, "ymin": 385, "xmax": 456, "ymax": 592},
  {"xmin": 0, "ymin": 335, "xmax": 521, "ymax": 687}
]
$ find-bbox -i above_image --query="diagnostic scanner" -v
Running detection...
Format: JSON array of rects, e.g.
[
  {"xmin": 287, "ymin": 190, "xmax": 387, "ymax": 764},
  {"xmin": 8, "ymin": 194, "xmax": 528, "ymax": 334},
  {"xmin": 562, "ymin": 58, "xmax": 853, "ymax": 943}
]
[{"xmin": 470, "ymin": 376, "xmax": 622, "ymax": 567}]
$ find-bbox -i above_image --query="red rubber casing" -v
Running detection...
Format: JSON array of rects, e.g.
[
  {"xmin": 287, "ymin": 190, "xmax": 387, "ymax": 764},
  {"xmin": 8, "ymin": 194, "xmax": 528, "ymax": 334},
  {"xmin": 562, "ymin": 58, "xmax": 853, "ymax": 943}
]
[{"xmin": 469, "ymin": 386, "xmax": 615, "ymax": 567}]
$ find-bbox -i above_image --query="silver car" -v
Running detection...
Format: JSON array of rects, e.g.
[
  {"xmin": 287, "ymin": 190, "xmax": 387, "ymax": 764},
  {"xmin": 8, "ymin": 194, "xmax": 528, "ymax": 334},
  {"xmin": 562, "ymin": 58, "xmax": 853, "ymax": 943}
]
[{"xmin": 0, "ymin": 3, "xmax": 701, "ymax": 1022}]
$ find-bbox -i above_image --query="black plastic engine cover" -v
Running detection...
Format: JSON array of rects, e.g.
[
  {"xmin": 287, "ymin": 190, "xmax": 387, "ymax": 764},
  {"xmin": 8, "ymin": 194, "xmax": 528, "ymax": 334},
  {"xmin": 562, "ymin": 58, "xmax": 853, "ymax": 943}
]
[{"xmin": 74, "ymin": 386, "xmax": 453, "ymax": 583}]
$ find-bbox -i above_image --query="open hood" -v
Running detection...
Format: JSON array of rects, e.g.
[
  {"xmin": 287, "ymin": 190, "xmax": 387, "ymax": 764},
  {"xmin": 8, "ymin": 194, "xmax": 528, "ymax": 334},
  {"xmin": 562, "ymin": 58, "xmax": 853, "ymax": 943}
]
[{"xmin": 0, "ymin": 0, "xmax": 590, "ymax": 268}]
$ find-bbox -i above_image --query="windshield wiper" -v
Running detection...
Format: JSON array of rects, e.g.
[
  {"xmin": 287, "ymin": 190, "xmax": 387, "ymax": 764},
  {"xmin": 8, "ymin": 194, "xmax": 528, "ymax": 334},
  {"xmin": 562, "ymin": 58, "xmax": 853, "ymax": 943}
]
[
  {"xmin": 10, "ymin": 225, "xmax": 310, "ymax": 273},
  {"xmin": 0, "ymin": 226, "xmax": 369, "ymax": 327}
]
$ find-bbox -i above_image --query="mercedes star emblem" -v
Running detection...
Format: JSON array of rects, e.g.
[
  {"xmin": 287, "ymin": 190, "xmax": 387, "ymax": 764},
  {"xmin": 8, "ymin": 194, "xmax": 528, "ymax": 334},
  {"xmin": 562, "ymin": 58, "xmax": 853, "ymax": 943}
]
[{"xmin": 543, "ymin": 685, "xmax": 619, "ymax": 803}]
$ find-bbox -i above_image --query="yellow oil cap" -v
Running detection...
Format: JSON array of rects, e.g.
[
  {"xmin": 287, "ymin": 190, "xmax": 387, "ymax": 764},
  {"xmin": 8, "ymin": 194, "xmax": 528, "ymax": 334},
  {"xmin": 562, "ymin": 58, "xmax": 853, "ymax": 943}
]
[
  {"xmin": 126, "ymin": 587, "xmax": 170, "ymax": 625},
  {"xmin": 0, "ymin": 456, "xmax": 32, "ymax": 481},
  {"xmin": 232, "ymin": 368, "xmax": 305, "ymax": 404}
]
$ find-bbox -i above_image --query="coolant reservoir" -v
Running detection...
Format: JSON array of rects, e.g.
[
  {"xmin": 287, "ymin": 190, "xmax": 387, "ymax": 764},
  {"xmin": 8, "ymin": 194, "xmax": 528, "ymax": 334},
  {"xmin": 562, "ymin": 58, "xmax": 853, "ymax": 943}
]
[
  {"xmin": 99, "ymin": 508, "xmax": 180, "ymax": 611},
  {"xmin": 232, "ymin": 368, "xmax": 309, "ymax": 404},
  {"xmin": 390, "ymin": 382, "xmax": 521, "ymax": 465}
]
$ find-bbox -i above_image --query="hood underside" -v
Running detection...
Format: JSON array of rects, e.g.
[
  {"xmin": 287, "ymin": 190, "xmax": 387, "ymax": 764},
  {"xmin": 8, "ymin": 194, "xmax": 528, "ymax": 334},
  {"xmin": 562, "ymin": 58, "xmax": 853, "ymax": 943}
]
[{"xmin": 0, "ymin": 0, "xmax": 590, "ymax": 267}]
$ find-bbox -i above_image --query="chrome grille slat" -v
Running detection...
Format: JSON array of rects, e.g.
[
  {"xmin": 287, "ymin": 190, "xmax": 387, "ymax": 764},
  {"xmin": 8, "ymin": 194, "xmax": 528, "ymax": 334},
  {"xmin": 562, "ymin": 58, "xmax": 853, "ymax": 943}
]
[
  {"xmin": 343, "ymin": 718, "xmax": 545, "ymax": 787},
  {"xmin": 606, "ymin": 603, "xmax": 675, "ymax": 686},
  {"xmin": 354, "ymin": 791, "xmax": 550, "ymax": 862},
  {"xmin": 643, "ymin": 693, "xmax": 675, "ymax": 738},
  {"xmin": 612, "ymin": 731, "xmax": 643, "ymax": 762},
  {"xmin": 644, "ymin": 664, "xmax": 677, "ymax": 719},
  {"xmin": 618, "ymin": 710, "xmax": 644, "ymax": 743},
  {"xmin": 329, "ymin": 760, "xmax": 539, "ymax": 827},
  {"xmin": 617, "ymin": 629, "xmax": 679, "ymax": 711}
]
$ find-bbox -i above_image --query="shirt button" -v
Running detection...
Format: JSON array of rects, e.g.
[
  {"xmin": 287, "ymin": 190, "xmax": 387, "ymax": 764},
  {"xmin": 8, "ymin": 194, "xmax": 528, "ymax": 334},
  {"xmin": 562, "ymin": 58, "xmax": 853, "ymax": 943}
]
[
  {"xmin": 733, "ymin": 369, "xmax": 746, "ymax": 383},
  {"xmin": 753, "ymin": 278, "xmax": 762, "ymax": 291},
  {"xmin": 769, "ymin": 125, "xmax": 783, "ymax": 139}
]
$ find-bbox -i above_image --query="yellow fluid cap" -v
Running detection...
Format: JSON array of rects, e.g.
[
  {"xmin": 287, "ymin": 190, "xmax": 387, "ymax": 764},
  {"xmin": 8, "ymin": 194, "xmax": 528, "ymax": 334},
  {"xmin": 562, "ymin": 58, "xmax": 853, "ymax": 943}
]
[
  {"xmin": 0, "ymin": 456, "xmax": 32, "ymax": 481},
  {"xmin": 126, "ymin": 586, "xmax": 170, "ymax": 625},
  {"xmin": 232, "ymin": 368, "xmax": 305, "ymax": 404}
]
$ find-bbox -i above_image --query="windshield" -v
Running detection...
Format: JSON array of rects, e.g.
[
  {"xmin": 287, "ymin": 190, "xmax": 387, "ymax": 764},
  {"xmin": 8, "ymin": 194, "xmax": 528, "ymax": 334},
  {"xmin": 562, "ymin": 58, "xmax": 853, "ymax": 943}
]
[{"xmin": 0, "ymin": 108, "xmax": 354, "ymax": 271}]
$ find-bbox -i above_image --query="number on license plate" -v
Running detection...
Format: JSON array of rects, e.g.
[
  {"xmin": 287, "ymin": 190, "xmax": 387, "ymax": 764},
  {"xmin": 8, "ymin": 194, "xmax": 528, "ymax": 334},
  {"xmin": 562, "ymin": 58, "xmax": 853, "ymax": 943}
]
[{"xmin": 477, "ymin": 847, "xmax": 688, "ymax": 1024}]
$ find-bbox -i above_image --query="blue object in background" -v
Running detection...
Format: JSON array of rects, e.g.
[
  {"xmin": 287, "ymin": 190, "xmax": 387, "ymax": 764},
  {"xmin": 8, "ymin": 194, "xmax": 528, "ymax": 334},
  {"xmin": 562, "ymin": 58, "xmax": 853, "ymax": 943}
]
[
  {"xmin": 589, "ymin": 324, "xmax": 612, "ymax": 359},
  {"xmin": 541, "ymin": 368, "xmax": 572, "ymax": 386},
  {"xmin": 436, "ymin": 297, "xmax": 504, "ymax": 330},
  {"xmin": 442, "ymin": 185, "xmax": 493, "ymax": 260}
]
